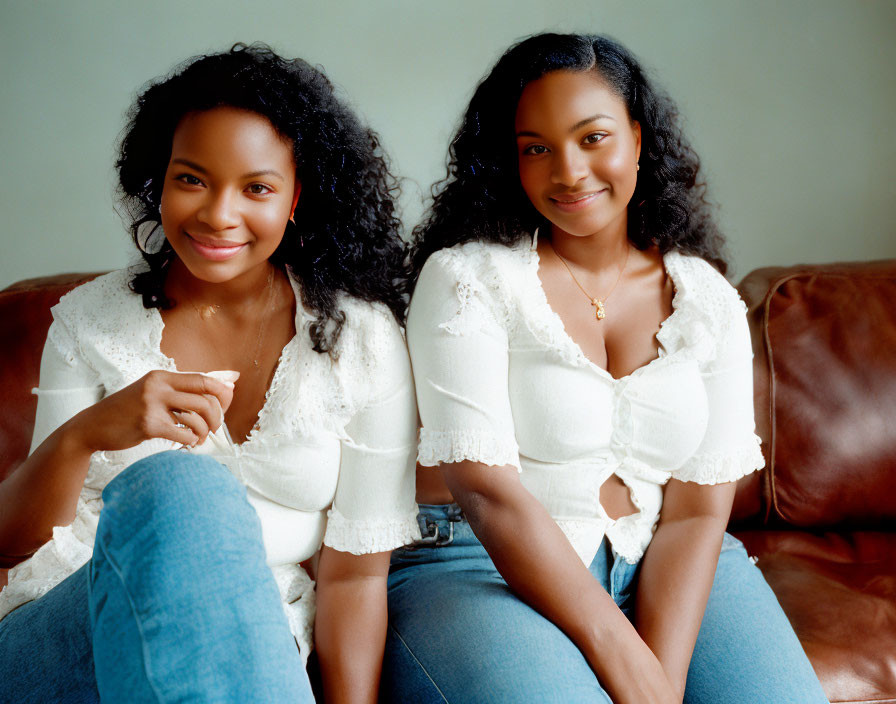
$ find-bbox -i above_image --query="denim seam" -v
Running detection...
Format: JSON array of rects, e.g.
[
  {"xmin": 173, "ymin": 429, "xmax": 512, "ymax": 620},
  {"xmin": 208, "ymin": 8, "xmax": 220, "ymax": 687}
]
[
  {"xmin": 388, "ymin": 623, "xmax": 450, "ymax": 703},
  {"xmin": 92, "ymin": 535, "xmax": 164, "ymax": 703}
]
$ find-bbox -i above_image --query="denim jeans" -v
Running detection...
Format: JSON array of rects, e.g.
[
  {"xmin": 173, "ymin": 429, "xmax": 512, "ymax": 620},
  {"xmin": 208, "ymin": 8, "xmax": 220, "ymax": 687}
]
[
  {"xmin": 382, "ymin": 504, "xmax": 828, "ymax": 704},
  {"xmin": 0, "ymin": 451, "xmax": 314, "ymax": 704}
]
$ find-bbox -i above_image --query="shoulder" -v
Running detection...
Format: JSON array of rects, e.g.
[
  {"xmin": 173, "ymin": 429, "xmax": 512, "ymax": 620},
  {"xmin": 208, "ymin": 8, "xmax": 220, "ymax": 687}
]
[
  {"xmin": 51, "ymin": 269, "xmax": 144, "ymax": 337},
  {"xmin": 420, "ymin": 238, "xmax": 529, "ymax": 286},
  {"xmin": 333, "ymin": 295, "xmax": 407, "ymax": 372},
  {"xmin": 331, "ymin": 295, "xmax": 411, "ymax": 407},
  {"xmin": 412, "ymin": 238, "xmax": 531, "ymax": 326},
  {"xmin": 663, "ymin": 251, "xmax": 750, "ymax": 363},
  {"xmin": 666, "ymin": 251, "xmax": 745, "ymax": 321}
]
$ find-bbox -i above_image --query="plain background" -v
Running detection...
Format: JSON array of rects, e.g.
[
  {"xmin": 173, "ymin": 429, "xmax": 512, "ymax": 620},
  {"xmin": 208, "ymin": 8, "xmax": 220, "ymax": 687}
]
[{"xmin": 1, "ymin": 0, "xmax": 894, "ymax": 288}]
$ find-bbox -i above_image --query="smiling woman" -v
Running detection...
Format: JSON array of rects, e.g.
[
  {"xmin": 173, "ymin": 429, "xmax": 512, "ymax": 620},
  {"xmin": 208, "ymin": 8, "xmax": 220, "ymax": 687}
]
[
  {"xmin": 0, "ymin": 44, "xmax": 418, "ymax": 704},
  {"xmin": 384, "ymin": 33, "xmax": 829, "ymax": 704}
]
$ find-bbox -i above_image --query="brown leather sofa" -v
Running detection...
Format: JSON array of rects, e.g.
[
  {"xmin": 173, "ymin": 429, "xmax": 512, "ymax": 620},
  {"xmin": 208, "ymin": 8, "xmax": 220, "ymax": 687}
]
[{"xmin": 2, "ymin": 262, "xmax": 895, "ymax": 703}]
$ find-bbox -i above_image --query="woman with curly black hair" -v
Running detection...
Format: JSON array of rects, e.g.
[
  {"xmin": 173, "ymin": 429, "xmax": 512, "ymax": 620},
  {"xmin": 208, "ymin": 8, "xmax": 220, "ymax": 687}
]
[
  {"xmin": 0, "ymin": 44, "xmax": 418, "ymax": 703},
  {"xmin": 385, "ymin": 33, "xmax": 827, "ymax": 703}
]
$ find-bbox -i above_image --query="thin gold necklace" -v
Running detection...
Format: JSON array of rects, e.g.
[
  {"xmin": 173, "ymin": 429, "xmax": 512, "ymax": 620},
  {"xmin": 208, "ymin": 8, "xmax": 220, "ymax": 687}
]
[
  {"xmin": 189, "ymin": 267, "xmax": 277, "ymax": 369},
  {"xmin": 551, "ymin": 243, "xmax": 630, "ymax": 321}
]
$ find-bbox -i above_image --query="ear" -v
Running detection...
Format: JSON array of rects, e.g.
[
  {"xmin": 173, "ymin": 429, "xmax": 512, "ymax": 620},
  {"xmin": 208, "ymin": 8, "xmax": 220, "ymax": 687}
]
[
  {"xmin": 632, "ymin": 120, "xmax": 641, "ymax": 162},
  {"xmin": 290, "ymin": 182, "xmax": 301, "ymax": 222}
]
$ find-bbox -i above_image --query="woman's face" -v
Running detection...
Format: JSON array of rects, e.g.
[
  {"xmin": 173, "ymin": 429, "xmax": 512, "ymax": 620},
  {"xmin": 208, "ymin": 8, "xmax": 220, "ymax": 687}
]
[
  {"xmin": 515, "ymin": 70, "xmax": 641, "ymax": 241},
  {"xmin": 160, "ymin": 106, "xmax": 299, "ymax": 284}
]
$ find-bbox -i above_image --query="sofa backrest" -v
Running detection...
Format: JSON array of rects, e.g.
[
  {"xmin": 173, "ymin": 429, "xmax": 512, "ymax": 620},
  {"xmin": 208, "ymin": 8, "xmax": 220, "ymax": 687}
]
[
  {"xmin": 0, "ymin": 274, "xmax": 99, "ymax": 482},
  {"xmin": 736, "ymin": 260, "xmax": 896, "ymax": 529}
]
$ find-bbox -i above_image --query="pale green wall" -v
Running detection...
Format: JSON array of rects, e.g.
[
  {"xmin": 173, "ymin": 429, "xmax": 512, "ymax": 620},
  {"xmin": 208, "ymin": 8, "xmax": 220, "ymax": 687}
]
[{"xmin": 1, "ymin": 0, "xmax": 894, "ymax": 288}]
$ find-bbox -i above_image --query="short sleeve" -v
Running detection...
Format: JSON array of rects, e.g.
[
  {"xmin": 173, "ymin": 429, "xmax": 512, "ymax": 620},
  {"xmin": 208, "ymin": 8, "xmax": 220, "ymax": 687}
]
[
  {"xmin": 674, "ymin": 302, "xmax": 765, "ymax": 484},
  {"xmin": 406, "ymin": 249, "xmax": 521, "ymax": 471},
  {"xmin": 322, "ymin": 309, "xmax": 420, "ymax": 554},
  {"xmin": 30, "ymin": 319, "xmax": 104, "ymax": 454}
]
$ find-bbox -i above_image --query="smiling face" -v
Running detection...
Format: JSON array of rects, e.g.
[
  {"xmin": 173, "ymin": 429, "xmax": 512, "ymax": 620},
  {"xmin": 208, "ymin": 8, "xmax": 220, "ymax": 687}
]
[
  {"xmin": 515, "ymin": 69, "xmax": 641, "ymax": 242},
  {"xmin": 160, "ymin": 106, "xmax": 299, "ymax": 285}
]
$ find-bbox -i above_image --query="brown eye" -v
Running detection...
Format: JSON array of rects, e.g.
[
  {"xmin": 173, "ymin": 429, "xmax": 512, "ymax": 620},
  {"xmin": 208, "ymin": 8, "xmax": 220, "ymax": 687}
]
[
  {"xmin": 247, "ymin": 183, "xmax": 273, "ymax": 195},
  {"xmin": 522, "ymin": 144, "xmax": 548, "ymax": 155},
  {"xmin": 583, "ymin": 133, "xmax": 607, "ymax": 145}
]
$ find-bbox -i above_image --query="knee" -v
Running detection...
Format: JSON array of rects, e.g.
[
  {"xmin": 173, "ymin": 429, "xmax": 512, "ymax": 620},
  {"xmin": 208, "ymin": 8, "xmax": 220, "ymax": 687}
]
[{"xmin": 99, "ymin": 451, "xmax": 253, "ymax": 542}]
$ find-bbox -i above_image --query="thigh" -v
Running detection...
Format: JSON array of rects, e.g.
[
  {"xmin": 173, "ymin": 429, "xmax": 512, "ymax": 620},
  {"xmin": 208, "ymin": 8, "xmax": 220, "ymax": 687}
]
[
  {"xmin": 383, "ymin": 526, "xmax": 612, "ymax": 704},
  {"xmin": 0, "ymin": 564, "xmax": 99, "ymax": 704},
  {"xmin": 685, "ymin": 533, "xmax": 828, "ymax": 704}
]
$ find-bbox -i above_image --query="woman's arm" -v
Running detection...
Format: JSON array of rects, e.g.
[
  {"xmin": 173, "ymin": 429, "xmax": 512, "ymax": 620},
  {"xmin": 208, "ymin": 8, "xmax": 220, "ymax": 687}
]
[
  {"xmin": 314, "ymin": 547, "xmax": 391, "ymax": 704},
  {"xmin": 443, "ymin": 460, "xmax": 677, "ymax": 704},
  {"xmin": 0, "ymin": 331, "xmax": 232, "ymax": 557},
  {"xmin": 634, "ymin": 479, "xmax": 735, "ymax": 701}
]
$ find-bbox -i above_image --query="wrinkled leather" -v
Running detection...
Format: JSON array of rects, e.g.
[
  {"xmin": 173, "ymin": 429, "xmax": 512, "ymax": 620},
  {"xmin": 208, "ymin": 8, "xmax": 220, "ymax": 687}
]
[
  {"xmin": 736, "ymin": 530, "xmax": 896, "ymax": 704},
  {"xmin": 738, "ymin": 261, "xmax": 896, "ymax": 529}
]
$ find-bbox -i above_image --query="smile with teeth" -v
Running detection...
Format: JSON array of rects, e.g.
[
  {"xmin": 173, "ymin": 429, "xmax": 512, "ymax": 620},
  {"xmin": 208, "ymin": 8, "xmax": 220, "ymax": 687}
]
[{"xmin": 186, "ymin": 233, "xmax": 248, "ymax": 261}]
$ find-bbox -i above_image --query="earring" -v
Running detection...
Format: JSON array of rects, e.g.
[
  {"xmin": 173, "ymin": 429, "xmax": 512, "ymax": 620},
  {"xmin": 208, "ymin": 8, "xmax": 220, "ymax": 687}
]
[
  {"xmin": 636, "ymin": 162, "xmax": 640, "ymax": 171},
  {"xmin": 136, "ymin": 221, "xmax": 165, "ymax": 254}
]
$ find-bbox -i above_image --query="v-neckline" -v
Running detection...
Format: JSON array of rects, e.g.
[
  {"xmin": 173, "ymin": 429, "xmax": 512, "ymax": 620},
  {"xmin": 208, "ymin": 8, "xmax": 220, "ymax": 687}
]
[
  {"xmin": 528, "ymin": 232, "xmax": 683, "ymax": 383},
  {"xmin": 151, "ymin": 271, "xmax": 310, "ymax": 447}
]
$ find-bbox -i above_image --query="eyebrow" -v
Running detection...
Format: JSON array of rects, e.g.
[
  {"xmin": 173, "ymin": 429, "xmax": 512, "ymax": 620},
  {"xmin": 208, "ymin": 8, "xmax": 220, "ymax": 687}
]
[
  {"xmin": 170, "ymin": 158, "xmax": 286, "ymax": 180},
  {"xmin": 516, "ymin": 113, "xmax": 617, "ymax": 138}
]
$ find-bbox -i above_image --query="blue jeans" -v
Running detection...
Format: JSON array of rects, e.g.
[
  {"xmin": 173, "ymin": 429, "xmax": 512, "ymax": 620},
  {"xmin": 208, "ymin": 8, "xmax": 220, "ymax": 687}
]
[
  {"xmin": 0, "ymin": 451, "xmax": 314, "ymax": 703},
  {"xmin": 383, "ymin": 504, "xmax": 828, "ymax": 704}
]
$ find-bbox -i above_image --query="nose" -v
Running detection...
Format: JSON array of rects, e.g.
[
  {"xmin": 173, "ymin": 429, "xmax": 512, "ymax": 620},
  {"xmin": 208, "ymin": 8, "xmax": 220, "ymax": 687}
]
[
  {"xmin": 197, "ymin": 189, "xmax": 240, "ymax": 231},
  {"xmin": 551, "ymin": 146, "xmax": 589, "ymax": 187}
]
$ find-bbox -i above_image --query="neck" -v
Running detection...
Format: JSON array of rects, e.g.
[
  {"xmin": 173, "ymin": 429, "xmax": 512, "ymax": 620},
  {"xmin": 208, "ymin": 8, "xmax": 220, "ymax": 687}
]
[
  {"xmin": 548, "ymin": 219, "xmax": 630, "ymax": 273},
  {"xmin": 165, "ymin": 259, "xmax": 282, "ymax": 312}
]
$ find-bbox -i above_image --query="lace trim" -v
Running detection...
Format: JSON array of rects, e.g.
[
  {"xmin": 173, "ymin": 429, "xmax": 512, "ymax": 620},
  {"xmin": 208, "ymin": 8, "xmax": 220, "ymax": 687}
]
[
  {"xmin": 418, "ymin": 428, "xmax": 521, "ymax": 471},
  {"xmin": 429, "ymin": 246, "xmax": 514, "ymax": 338},
  {"xmin": 323, "ymin": 508, "xmax": 422, "ymax": 554},
  {"xmin": 271, "ymin": 563, "xmax": 316, "ymax": 664},
  {"xmin": 555, "ymin": 519, "xmax": 609, "ymax": 566},
  {"xmin": 673, "ymin": 435, "xmax": 765, "ymax": 485},
  {"xmin": 0, "ymin": 520, "xmax": 94, "ymax": 622}
]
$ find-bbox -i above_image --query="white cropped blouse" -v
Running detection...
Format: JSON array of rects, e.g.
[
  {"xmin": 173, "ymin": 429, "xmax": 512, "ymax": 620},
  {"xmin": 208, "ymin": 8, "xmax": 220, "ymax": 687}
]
[
  {"xmin": 408, "ymin": 235, "xmax": 763, "ymax": 566},
  {"xmin": 0, "ymin": 269, "xmax": 420, "ymax": 658}
]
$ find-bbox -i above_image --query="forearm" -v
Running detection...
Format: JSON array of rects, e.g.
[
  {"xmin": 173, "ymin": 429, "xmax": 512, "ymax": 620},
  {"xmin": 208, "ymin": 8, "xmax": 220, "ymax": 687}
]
[
  {"xmin": 444, "ymin": 463, "xmax": 672, "ymax": 703},
  {"xmin": 635, "ymin": 514, "xmax": 728, "ymax": 700},
  {"xmin": 314, "ymin": 550, "xmax": 390, "ymax": 704},
  {"xmin": 0, "ymin": 414, "xmax": 94, "ymax": 558}
]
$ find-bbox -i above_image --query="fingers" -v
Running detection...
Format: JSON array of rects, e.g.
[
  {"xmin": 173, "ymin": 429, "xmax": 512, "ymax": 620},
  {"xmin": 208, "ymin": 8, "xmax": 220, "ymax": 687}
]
[
  {"xmin": 167, "ymin": 391, "xmax": 219, "ymax": 438},
  {"xmin": 166, "ymin": 371, "xmax": 238, "ymax": 415}
]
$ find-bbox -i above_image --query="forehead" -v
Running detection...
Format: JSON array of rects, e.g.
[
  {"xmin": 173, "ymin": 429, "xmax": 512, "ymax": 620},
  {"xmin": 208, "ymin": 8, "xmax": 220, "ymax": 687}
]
[
  {"xmin": 515, "ymin": 70, "xmax": 629, "ymax": 130},
  {"xmin": 170, "ymin": 106, "xmax": 294, "ymax": 164}
]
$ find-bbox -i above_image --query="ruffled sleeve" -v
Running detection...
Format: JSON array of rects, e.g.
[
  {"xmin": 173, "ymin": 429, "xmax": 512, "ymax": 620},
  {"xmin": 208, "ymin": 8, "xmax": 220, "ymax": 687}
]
[
  {"xmin": 407, "ymin": 247, "xmax": 521, "ymax": 471},
  {"xmin": 30, "ymin": 304, "xmax": 104, "ymax": 453},
  {"xmin": 673, "ymin": 264, "xmax": 765, "ymax": 484},
  {"xmin": 322, "ymin": 303, "xmax": 420, "ymax": 553}
]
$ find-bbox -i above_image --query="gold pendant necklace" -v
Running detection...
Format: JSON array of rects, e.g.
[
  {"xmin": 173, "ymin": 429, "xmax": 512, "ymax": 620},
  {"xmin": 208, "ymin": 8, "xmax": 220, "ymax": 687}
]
[{"xmin": 552, "ymin": 243, "xmax": 630, "ymax": 321}]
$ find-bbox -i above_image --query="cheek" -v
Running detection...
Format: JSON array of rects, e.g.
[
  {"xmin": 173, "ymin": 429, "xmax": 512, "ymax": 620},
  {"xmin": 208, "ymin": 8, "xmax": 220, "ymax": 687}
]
[{"xmin": 517, "ymin": 159, "xmax": 542, "ymax": 204}]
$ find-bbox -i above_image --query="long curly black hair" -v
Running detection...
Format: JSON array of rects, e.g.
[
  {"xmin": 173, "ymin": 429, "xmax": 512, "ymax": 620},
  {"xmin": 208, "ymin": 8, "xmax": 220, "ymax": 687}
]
[
  {"xmin": 411, "ymin": 32, "xmax": 728, "ymax": 281},
  {"xmin": 117, "ymin": 43, "xmax": 406, "ymax": 353}
]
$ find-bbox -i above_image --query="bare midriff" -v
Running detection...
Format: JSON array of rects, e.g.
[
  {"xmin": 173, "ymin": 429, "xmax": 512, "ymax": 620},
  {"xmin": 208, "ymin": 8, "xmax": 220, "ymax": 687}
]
[{"xmin": 415, "ymin": 464, "xmax": 638, "ymax": 520}]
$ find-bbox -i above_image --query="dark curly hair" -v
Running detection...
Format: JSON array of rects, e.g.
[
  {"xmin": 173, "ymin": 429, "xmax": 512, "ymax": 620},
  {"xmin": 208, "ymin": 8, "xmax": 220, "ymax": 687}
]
[
  {"xmin": 411, "ymin": 32, "xmax": 728, "ymax": 280},
  {"xmin": 117, "ymin": 43, "xmax": 406, "ymax": 353}
]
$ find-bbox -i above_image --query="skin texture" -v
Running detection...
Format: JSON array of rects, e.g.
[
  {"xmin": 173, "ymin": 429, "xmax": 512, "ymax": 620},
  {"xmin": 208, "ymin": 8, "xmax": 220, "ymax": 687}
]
[
  {"xmin": 1, "ymin": 106, "xmax": 389, "ymax": 704},
  {"xmin": 419, "ymin": 69, "xmax": 736, "ymax": 703}
]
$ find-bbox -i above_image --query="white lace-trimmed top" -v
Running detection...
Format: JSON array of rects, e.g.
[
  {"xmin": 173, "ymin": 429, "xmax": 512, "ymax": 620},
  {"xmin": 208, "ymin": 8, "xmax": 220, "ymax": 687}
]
[
  {"xmin": 408, "ymin": 235, "xmax": 764, "ymax": 566},
  {"xmin": 0, "ymin": 269, "xmax": 421, "ymax": 659}
]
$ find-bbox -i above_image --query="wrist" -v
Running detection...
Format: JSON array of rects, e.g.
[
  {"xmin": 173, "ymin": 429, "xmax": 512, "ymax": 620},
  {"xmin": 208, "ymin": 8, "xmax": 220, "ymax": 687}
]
[{"xmin": 59, "ymin": 410, "xmax": 101, "ymax": 457}]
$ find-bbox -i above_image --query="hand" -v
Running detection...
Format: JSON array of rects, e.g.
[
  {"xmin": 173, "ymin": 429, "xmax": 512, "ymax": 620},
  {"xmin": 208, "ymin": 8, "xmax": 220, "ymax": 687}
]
[
  {"xmin": 68, "ymin": 369, "xmax": 237, "ymax": 453},
  {"xmin": 594, "ymin": 632, "xmax": 680, "ymax": 704}
]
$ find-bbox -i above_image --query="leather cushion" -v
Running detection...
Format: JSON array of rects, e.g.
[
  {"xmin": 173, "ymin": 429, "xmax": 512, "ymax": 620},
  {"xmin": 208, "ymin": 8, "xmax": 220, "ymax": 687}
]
[{"xmin": 736, "ymin": 529, "xmax": 896, "ymax": 704}]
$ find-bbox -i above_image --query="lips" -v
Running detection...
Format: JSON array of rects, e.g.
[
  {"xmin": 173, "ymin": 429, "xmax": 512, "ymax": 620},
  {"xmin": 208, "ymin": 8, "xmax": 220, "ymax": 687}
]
[
  {"xmin": 548, "ymin": 189, "xmax": 606, "ymax": 212},
  {"xmin": 186, "ymin": 233, "xmax": 248, "ymax": 261}
]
